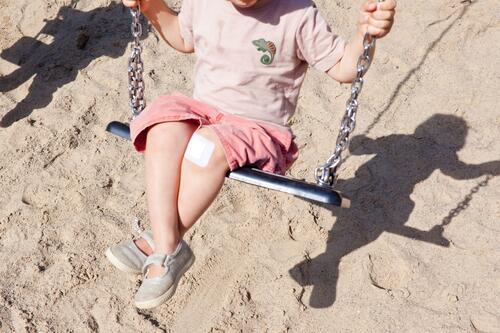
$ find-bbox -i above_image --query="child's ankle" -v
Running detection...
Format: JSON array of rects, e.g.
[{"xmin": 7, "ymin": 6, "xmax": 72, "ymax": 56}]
[
  {"xmin": 155, "ymin": 240, "xmax": 180, "ymax": 256},
  {"xmin": 134, "ymin": 238, "xmax": 153, "ymax": 256}
]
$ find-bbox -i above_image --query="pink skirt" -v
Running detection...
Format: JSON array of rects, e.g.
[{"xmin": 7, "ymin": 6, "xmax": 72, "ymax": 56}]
[{"xmin": 130, "ymin": 93, "xmax": 299, "ymax": 174}]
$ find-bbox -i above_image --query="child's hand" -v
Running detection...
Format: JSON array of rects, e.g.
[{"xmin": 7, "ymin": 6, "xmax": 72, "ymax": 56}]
[
  {"xmin": 123, "ymin": 0, "xmax": 152, "ymax": 12},
  {"xmin": 358, "ymin": 0, "xmax": 396, "ymax": 38}
]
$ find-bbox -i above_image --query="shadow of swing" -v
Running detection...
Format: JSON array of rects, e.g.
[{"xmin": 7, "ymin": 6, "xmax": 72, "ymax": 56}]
[
  {"xmin": 0, "ymin": 2, "xmax": 148, "ymax": 127},
  {"xmin": 289, "ymin": 114, "xmax": 500, "ymax": 308},
  {"xmin": 287, "ymin": 1, "xmax": 492, "ymax": 309}
]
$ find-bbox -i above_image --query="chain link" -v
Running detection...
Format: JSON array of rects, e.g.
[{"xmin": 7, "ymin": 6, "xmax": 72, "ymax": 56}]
[
  {"xmin": 315, "ymin": 9, "xmax": 382, "ymax": 187},
  {"xmin": 128, "ymin": 7, "xmax": 146, "ymax": 119},
  {"xmin": 131, "ymin": 216, "xmax": 144, "ymax": 236},
  {"xmin": 441, "ymin": 175, "xmax": 492, "ymax": 227}
]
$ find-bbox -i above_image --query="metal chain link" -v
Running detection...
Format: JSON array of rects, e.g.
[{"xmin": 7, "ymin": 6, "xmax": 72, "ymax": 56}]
[
  {"xmin": 131, "ymin": 216, "xmax": 144, "ymax": 236},
  {"xmin": 128, "ymin": 7, "xmax": 146, "ymax": 119},
  {"xmin": 315, "ymin": 0, "xmax": 384, "ymax": 187},
  {"xmin": 441, "ymin": 175, "xmax": 492, "ymax": 227}
]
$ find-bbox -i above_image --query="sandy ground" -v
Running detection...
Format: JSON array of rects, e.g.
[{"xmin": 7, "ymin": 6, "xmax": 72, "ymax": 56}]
[{"xmin": 1, "ymin": 0, "xmax": 499, "ymax": 332}]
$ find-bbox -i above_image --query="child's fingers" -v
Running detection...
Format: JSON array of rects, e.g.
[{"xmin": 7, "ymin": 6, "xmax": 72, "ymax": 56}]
[
  {"xmin": 359, "ymin": 0, "xmax": 395, "ymax": 38},
  {"xmin": 366, "ymin": 25, "xmax": 387, "ymax": 38},
  {"xmin": 361, "ymin": 0, "xmax": 378, "ymax": 13},
  {"xmin": 371, "ymin": 8, "xmax": 395, "ymax": 21},
  {"xmin": 368, "ymin": 15, "xmax": 393, "ymax": 30}
]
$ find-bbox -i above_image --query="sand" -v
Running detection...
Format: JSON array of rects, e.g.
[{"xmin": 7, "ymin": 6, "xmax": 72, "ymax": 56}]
[{"xmin": 1, "ymin": 0, "xmax": 499, "ymax": 332}]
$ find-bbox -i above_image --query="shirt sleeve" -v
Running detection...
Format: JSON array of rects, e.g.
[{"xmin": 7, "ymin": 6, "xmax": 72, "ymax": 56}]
[
  {"xmin": 177, "ymin": 0, "xmax": 194, "ymax": 47},
  {"xmin": 296, "ymin": 5, "xmax": 346, "ymax": 72}
]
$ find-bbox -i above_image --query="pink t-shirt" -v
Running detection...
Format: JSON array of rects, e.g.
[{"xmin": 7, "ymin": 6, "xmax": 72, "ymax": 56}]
[{"xmin": 178, "ymin": 0, "xmax": 346, "ymax": 127}]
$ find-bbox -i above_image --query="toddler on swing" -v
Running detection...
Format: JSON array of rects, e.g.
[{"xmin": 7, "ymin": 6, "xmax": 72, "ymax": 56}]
[{"xmin": 106, "ymin": 0, "xmax": 396, "ymax": 309}]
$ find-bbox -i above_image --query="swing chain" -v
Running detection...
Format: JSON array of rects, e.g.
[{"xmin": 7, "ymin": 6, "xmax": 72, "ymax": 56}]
[
  {"xmin": 315, "ymin": 33, "xmax": 376, "ymax": 187},
  {"xmin": 128, "ymin": 7, "xmax": 146, "ymax": 119}
]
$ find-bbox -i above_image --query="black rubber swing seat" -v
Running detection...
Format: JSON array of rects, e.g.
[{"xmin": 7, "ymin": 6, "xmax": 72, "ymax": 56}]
[{"xmin": 106, "ymin": 121, "xmax": 347, "ymax": 207}]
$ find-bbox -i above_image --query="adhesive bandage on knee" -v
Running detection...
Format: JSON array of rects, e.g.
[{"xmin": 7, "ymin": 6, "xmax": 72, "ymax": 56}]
[{"xmin": 184, "ymin": 133, "xmax": 216, "ymax": 167}]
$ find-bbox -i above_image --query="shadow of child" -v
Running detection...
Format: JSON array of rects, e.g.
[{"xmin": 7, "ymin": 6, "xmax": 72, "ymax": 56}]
[{"xmin": 289, "ymin": 114, "xmax": 500, "ymax": 308}]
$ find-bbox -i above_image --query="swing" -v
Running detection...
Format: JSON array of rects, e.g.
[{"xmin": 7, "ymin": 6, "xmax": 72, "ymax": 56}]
[{"xmin": 106, "ymin": 6, "xmax": 380, "ymax": 208}]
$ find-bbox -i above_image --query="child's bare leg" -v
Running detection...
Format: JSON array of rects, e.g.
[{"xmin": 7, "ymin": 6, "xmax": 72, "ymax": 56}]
[
  {"xmin": 135, "ymin": 126, "xmax": 229, "ymax": 252},
  {"xmin": 141, "ymin": 125, "xmax": 229, "ymax": 278},
  {"xmin": 141, "ymin": 121, "xmax": 197, "ymax": 274},
  {"xmin": 177, "ymin": 127, "xmax": 229, "ymax": 235}
]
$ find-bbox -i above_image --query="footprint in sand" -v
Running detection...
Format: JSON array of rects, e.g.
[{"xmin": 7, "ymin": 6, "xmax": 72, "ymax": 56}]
[{"xmin": 365, "ymin": 249, "xmax": 413, "ymax": 295}]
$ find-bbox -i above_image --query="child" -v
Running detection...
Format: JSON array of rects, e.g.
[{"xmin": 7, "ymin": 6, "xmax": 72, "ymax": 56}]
[{"xmin": 106, "ymin": 0, "xmax": 396, "ymax": 309}]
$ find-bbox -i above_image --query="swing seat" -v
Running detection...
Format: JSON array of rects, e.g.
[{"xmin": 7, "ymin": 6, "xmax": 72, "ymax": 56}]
[{"xmin": 106, "ymin": 121, "xmax": 348, "ymax": 207}]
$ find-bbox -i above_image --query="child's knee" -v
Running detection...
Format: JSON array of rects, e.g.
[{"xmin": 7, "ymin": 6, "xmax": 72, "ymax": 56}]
[
  {"xmin": 146, "ymin": 122, "xmax": 196, "ymax": 149},
  {"xmin": 186, "ymin": 127, "xmax": 228, "ymax": 170}
]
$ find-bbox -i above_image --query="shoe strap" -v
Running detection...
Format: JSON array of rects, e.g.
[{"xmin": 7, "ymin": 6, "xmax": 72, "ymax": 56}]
[
  {"xmin": 141, "ymin": 242, "xmax": 183, "ymax": 276},
  {"xmin": 142, "ymin": 253, "xmax": 168, "ymax": 276},
  {"xmin": 140, "ymin": 231, "xmax": 155, "ymax": 250}
]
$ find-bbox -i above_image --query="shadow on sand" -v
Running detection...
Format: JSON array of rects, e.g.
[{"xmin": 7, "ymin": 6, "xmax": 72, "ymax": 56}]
[
  {"xmin": 0, "ymin": 2, "xmax": 148, "ymax": 127},
  {"xmin": 289, "ymin": 114, "xmax": 500, "ymax": 308}
]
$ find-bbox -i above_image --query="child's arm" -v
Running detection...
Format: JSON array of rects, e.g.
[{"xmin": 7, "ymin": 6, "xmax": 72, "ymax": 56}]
[
  {"xmin": 123, "ymin": 0, "xmax": 194, "ymax": 53},
  {"xmin": 328, "ymin": 0, "xmax": 396, "ymax": 83}
]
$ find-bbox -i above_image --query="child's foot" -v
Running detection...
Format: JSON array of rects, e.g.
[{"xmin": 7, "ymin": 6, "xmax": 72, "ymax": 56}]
[
  {"xmin": 134, "ymin": 240, "xmax": 195, "ymax": 309},
  {"xmin": 105, "ymin": 231, "xmax": 155, "ymax": 274}
]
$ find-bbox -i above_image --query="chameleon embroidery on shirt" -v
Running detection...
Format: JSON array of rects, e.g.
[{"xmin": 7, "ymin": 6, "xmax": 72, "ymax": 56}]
[{"xmin": 252, "ymin": 39, "xmax": 276, "ymax": 65}]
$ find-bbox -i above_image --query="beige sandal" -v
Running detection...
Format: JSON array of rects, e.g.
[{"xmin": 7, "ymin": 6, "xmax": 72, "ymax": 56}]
[
  {"xmin": 105, "ymin": 231, "xmax": 154, "ymax": 274},
  {"xmin": 134, "ymin": 240, "xmax": 195, "ymax": 309}
]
